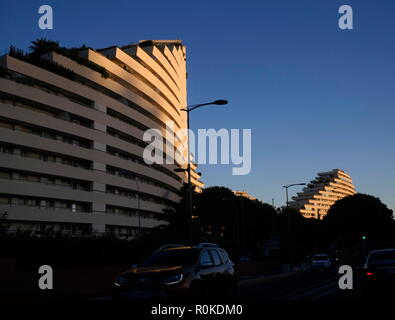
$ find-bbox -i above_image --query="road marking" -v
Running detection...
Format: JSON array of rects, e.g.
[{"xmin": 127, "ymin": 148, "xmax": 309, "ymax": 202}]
[
  {"xmin": 312, "ymin": 275, "xmax": 363, "ymax": 301},
  {"xmin": 238, "ymin": 270, "xmax": 300, "ymax": 285},
  {"xmin": 286, "ymin": 281, "xmax": 337, "ymax": 301},
  {"xmin": 277, "ymin": 275, "xmax": 338, "ymax": 301},
  {"xmin": 90, "ymin": 295, "xmax": 112, "ymax": 300},
  {"xmin": 311, "ymin": 287, "xmax": 339, "ymax": 301}
]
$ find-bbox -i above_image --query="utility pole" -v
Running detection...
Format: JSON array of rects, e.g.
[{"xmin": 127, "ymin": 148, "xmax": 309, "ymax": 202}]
[{"xmin": 176, "ymin": 99, "xmax": 228, "ymax": 244}]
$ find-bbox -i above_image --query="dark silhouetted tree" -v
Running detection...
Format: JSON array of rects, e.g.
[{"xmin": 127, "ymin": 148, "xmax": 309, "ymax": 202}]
[
  {"xmin": 155, "ymin": 184, "xmax": 190, "ymax": 243},
  {"xmin": 324, "ymin": 193, "xmax": 394, "ymax": 248},
  {"xmin": 194, "ymin": 186, "xmax": 278, "ymax": 257},
  {"xmin": 29, "ymin": 38, "xmax": 59, "ymax": 57},
  {"xmin": 194, "ymin": 187, "xmax": 238, "ymax": 246}
]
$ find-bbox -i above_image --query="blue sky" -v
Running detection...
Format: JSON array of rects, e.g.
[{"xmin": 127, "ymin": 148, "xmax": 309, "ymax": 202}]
[{"xmin": 1, "ymin": 0, "xmax": 394, "ymax": 210}]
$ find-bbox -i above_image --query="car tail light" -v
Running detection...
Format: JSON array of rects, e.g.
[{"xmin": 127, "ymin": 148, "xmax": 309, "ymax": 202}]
[{"xmin": 366, "ymin": 272, "xmax": 374, "ymax": 276}]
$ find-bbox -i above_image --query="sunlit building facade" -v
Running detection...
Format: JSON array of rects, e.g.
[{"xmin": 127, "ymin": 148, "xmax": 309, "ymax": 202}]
[
  {"xmin": 233, "ymin": 190, "xmax": 257, "ymax": 201},
  {"xmin": 0, "ymin": 40, "xmax": 204, "ymax": 237},
  {"xmin": 290, "ymin": 169, "xmax": 356, "ymax": 219}
]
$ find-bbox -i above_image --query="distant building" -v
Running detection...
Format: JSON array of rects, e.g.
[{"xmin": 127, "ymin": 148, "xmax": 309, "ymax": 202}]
[
  {"xmin": 289, "ymin": 169, "xmax": 356, "ymax": 219},
  {"xmin": 233, "ymin": 190, "xmax": 257, "ymax": 201}
]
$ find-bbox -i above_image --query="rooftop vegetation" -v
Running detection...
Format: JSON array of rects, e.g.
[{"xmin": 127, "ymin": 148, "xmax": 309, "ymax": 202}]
[{"xmin": 8, "ymin": 38, "xmax": 109, "ymax": 80}]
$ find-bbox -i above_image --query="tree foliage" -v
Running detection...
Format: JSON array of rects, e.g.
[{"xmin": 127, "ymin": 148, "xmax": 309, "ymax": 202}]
[
  {"xmin": 324, "ymin": 193, "xmax": 395, "ymax": 246},
  {"xmin": 29, "ymin": 38, "xmax": 60, "ymax": 57}
]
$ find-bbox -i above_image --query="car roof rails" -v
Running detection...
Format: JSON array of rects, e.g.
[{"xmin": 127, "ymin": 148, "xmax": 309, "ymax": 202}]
[
  {"xmin": 197, "ymin": 243, "xmax": 219, "ymax": 249},
  {"xmin": 158, "ymin": 244, "xmax": 185, "ymax": 250}
]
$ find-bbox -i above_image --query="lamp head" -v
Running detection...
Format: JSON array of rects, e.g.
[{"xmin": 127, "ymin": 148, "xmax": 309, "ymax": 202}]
[{"xmin": 213, "ymin": 99, "xmax": 228, "ymax": 105}]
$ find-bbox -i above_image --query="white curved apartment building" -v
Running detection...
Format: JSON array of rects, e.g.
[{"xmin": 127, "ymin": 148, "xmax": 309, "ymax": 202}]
[
  {"xmin": 0, "ymin": 40, "xmax": 204, "ymax": 237},
  {"xmin": 290, "ymin": 169, "xmax": 356, "ymax": 219}
]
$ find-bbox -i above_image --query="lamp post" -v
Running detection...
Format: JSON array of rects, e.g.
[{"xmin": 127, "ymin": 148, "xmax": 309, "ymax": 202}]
[
  {"xmin": 135, "ymin": 178, "xmax": 141, "ymax": 235},
  {"xmin": 282, "ymin": 183, "xmax": 306, "ymax": 266},
  {"xmin": 176, "ymin": 99, "xmax": 228, "ymax": 244},
  {"xmin": 282, "ymin": 183, "xmax": 306, "ymax": 207},
  {"xmin": 0, "ymin": 211, "xmax": 8, "ymax": 234}
]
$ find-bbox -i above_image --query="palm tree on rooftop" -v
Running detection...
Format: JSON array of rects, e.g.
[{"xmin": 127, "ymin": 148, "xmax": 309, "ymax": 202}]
[{"xmin": 29, "ymin": 38, "xmax": 60, "ymax": 57}]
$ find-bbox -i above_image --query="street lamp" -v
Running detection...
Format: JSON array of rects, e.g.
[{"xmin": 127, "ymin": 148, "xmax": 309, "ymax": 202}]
[
  {"xmin": 282, "ymin": 183, "xmax": 306, "ymax": 207},
  {"xmin": 178, "ymin": 99, "xmax": 228, "ymax": 244},
  {"xmin": 135, "ymin": 178, "xmax": 141, "ymax": 235},
  {"xmin": 282, "ymin": 183, "xmax": 306, "ymax": 261}
]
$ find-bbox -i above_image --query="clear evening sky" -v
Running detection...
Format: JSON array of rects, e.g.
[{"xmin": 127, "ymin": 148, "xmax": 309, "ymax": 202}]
[{"xmin": 1, "ymin": 0, "xmax": 394, "ymax": 210}]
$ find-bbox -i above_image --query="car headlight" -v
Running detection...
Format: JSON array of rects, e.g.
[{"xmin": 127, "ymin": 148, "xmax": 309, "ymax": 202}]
[
  {"xmin": 115, "ymin": 275, "xmax": 126, "ymax": 287},
  {"xmin": 163, "ymin": 274, "xmax": 183, "ymax": 285}
]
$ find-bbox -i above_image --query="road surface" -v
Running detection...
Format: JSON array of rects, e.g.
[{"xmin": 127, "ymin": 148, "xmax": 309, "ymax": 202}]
[
  {"xmin": 91, "ymin": 268, "xmax": 366, "ymax": 301},
  {"xmin": 238, "ymin": 269, "xmax": 363, "ymax": 301}
]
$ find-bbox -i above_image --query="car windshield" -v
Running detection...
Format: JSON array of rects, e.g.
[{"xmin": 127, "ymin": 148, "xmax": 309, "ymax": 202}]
[
  {"xmin": 313, "ymin": 255, "xmax": 328, "ymax": 261},
  {"xmin": 141, "ymin": 249, "xmax": 200, "ymax": 267},
  {"xmin": 369, "ymin": 251, "xmax": 395, "ymax": 262}
]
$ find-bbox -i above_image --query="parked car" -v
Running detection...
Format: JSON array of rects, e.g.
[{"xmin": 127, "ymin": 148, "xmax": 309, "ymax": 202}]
[
  {"xmin": 113, "ymin": 243, "xmax": 237, "ymax": 300},
  {"xmin": 310, "ymin": 254, "xmax": 332, "ymax": 271},
  {"xmin": 362, "ymin": 248, "xmax": 395, "ymax": 296}
]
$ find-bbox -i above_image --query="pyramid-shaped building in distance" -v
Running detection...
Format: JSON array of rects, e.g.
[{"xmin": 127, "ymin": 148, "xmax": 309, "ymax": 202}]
[{"xmin": 290, "ymin": 169, "xmax": 356, "ymax": 219}]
